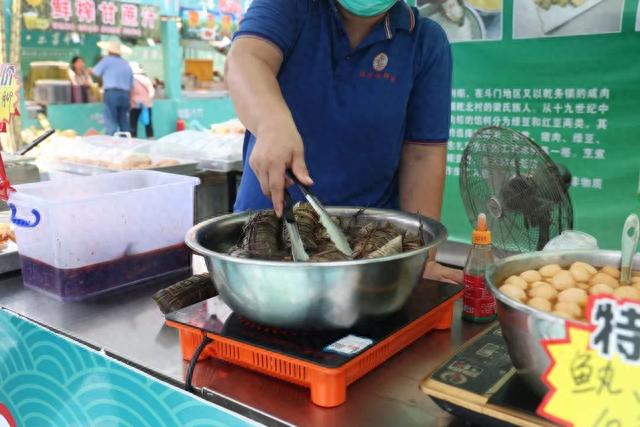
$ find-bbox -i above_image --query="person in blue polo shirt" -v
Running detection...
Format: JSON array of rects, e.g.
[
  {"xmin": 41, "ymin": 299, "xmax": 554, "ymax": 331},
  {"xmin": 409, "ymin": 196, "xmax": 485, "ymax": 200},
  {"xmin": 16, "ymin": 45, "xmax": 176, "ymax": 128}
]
[{"xmin": 226, "ymin": 0, "xmax": 460, "ymax": 283}]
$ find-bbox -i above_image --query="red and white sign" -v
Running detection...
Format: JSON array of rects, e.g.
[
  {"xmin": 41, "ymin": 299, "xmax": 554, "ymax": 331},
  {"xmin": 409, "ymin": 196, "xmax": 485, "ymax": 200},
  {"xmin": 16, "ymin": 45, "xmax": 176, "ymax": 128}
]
[{"xmin": 0, "ymin": 404, "xmax": 16, "ymax": 427}]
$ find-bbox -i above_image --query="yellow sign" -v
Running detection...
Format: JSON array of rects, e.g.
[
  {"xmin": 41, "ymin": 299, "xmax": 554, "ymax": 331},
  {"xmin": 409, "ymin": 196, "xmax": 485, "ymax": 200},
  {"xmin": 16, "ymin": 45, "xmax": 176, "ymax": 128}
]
[
  {"xmin": 0, "ymin": 64, "xmax": 20, "ymax": 133},
  {"xmin": 538, "ymin": 297, "xmax": 640, "ymax": 427}
]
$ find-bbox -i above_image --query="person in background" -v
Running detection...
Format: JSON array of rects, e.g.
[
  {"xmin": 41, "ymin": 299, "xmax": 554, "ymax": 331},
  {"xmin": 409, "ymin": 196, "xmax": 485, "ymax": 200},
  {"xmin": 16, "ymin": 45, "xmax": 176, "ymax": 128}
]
[
  {"xmin": 92, "ymin": 40, "xmax": 133, "ymax": 135},
  {"xmin": 68, "ymin": 56, "xmax": 93, "ymax": 103},
  {"xmin": 153, "ymin": 78, "xmax": 165, "ymax": 99},
  {"xmin": 129, "ymin": 62, "xmax": 155, "ymax": 138}
]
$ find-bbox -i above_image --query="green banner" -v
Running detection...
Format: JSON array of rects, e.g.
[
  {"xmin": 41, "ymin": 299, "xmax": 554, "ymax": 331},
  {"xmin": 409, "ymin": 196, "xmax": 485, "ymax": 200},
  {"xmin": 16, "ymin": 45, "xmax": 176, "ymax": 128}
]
[{"xmin": 420, "ymin": 0, "xmax": 640, "ymax": 250}]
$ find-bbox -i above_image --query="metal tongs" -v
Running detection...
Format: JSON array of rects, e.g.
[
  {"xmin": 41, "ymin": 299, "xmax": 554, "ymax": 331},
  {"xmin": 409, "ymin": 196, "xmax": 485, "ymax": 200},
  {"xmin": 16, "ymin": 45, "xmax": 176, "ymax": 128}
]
[
  {"xmin": 283, "ymin": 189, "xmax": 309, "ymax": 262},
  {"xmin": 19, "ymin": 129, "xmax": 55, "ymax": 156},
  {"xmin": 0, "ymin": 129, "xmax": 55, "ymax": 202},
  {"xmin": 287, "ymin": 171, "xmax": 353, "ymax": 257}
]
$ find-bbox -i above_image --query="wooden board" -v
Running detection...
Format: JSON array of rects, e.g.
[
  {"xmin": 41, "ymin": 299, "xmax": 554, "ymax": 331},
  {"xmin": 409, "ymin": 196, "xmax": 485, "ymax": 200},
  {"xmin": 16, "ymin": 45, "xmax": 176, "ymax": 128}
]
[{"xmin": 421, "ymin": 324, "xmax": 556, "ymax": 427}]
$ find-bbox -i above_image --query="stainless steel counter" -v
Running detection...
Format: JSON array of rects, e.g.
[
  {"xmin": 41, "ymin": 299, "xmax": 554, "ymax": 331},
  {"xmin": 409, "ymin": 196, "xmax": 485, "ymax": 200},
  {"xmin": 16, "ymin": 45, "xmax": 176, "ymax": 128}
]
[{"xmin": 0, "ymin": 268, "xmax": 489, "ymax": 427}]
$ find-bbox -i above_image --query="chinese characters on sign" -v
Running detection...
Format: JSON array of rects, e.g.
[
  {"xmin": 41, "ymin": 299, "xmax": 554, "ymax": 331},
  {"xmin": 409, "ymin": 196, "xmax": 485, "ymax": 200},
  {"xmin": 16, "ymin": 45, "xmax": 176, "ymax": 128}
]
[
  {"xmin": 447, "ymin": 87, "xmax": 611, "ymax": 191},
  {"xmin": 21, "ymin": 0, "xmax": 160, "ymax": 39},
  {"xmin": 591, "ymin": 298, "xmax": 640, "ymax": 365},
  {"xmin": 538, "ymin": 296, "xmax": 640, "ymax": 427}
]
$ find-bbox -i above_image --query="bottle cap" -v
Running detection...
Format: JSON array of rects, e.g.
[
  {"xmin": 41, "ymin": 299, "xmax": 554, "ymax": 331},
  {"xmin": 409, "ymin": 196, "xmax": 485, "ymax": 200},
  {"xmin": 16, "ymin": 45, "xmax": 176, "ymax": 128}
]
[{"xmin": 472, "ymin": 213, "xmax": 492, "ymax": 245}]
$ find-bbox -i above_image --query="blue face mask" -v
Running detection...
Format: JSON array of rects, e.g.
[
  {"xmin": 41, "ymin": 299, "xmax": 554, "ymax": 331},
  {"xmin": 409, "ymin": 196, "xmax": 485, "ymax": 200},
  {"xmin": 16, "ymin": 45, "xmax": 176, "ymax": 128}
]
[{"xmin": 337, "ymin": 0, "xmax": 398, "ymax": 17}]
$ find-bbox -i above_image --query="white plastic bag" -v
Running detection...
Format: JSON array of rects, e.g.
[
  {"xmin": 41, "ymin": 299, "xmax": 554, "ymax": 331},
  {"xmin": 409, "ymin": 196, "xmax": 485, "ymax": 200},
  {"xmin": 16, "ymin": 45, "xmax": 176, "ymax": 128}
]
[{"xmin": 543, "ymin": 230, "xmax": 599, "ymax": 251}]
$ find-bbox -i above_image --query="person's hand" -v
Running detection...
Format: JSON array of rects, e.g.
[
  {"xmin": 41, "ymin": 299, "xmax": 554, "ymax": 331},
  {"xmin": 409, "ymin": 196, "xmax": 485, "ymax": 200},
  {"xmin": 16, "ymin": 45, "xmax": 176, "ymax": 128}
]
[
  {"xmin": 423, "ymin": 261, "xmax": 463, "ymax": 284},
  {"xmin": 250, "ymin": 116, "xmax": 313, "ymax": 217}
]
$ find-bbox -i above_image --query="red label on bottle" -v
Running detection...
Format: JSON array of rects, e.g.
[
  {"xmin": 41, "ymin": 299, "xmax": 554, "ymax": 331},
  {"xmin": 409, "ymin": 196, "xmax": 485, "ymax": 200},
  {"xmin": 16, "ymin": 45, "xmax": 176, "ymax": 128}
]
[{"xmin": 463, "ymin": 274, "xmax": 496, "ymax": 320}]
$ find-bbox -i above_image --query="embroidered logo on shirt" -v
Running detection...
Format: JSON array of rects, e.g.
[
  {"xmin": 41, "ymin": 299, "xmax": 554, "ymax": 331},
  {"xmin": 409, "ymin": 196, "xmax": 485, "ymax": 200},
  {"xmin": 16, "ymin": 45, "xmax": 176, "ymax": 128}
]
[
  {"xmin": 373, "ymin": 53, "xmax": 389, "ymax": 72},
  {"xmin": 358, "ymin": 70, "xmax": 396, "ymax": 83}
]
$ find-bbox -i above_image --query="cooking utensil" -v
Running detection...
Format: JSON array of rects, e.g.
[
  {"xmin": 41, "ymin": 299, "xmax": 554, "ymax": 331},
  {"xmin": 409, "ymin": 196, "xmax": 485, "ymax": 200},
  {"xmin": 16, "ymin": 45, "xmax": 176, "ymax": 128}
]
[
  {"xmin": 486, "ymin": 250, "xmax": 640, "ymax": 396},
  {"xmin": 185, "ymin": 207, "xmax": 447, "ymax": 329},
  {"xmin": 283, "ymin": 189, "xmax": 309, "ymax": 262},
  {"xmin": 287, "ymin": 171, "xmax": 353, "ymax": 257},
  {"xmin": 0, "ymin": 130, "xmax": 51, "ymax": 207},
  {"xmin": 18, "ymin": 129, "xmax": 55, "ymax": 156},
  {"xmin": 620, "ymin": 214, "xmax": 639, "ymax": 285}
]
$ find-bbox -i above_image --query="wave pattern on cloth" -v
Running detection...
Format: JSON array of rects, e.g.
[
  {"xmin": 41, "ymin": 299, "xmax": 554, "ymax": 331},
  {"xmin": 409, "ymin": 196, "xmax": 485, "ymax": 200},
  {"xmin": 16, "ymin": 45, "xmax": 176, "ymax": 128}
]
[{"xmin": 0, "ymin": 309, "xmax": 258, "ymax": 427}]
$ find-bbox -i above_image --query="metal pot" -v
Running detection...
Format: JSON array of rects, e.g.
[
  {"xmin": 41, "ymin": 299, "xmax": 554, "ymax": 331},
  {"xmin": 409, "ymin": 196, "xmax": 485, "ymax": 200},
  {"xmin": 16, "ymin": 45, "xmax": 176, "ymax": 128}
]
[
  {"xmin": 486, "ymin": 250, "xmax": 640, "ymax": 396},
  {"xmin": 186, "ymin": 207, "xmax": 447, "ymax": 330}
]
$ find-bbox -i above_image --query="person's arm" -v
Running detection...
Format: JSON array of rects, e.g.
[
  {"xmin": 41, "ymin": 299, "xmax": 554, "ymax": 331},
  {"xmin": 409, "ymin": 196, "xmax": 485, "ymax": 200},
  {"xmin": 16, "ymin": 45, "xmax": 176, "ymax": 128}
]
[
  {"xmin": 68, "ymin": 69, "xmax": 79, "ymax": 86},
  {"xmin": 399, "ymin": 143, "xmax": 462, "ymax": 283},
  {"xmin": 400, "ymin": 144, "xmax": 446, "ymax": 222},
  {"xmin": 401, "ymin": 21, "xmax": 461, "ymax": 283},
  {"xmin": 144, "ymin": 76, "xmax": 155, "ymax": 100},
  {"xmin": 225, "ymin": 0, "xmax": 312, "ymax": 216},
  {"xmin": 91, "ymin": 59, "xmax": 105, "ymax": 78}
]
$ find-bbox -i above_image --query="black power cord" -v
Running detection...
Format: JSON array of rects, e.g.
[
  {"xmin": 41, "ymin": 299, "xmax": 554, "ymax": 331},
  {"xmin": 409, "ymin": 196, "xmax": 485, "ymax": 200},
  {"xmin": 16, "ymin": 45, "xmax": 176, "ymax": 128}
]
[{"xmin": 185, "ymin": 335, "xmax": 213, "ymax": 393}]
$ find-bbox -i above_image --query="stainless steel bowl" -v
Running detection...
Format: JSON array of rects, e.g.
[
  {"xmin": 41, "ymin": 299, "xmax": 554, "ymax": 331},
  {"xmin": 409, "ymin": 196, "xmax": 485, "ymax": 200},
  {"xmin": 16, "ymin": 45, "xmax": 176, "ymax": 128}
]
[
  {"xmin": 186, "ymin": 207, "xmax": 447, "ymax": 330},
  {"xmin": 486, "ymin": 250, "xmax": 640, "ymax": 396}
]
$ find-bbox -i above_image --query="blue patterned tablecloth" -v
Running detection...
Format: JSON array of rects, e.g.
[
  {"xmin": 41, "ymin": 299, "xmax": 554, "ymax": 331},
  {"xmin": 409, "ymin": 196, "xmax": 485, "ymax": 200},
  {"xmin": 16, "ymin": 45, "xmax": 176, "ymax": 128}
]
[{"xmin": 0, "ymin": 309, "xmax": 260, "ymax": 427}]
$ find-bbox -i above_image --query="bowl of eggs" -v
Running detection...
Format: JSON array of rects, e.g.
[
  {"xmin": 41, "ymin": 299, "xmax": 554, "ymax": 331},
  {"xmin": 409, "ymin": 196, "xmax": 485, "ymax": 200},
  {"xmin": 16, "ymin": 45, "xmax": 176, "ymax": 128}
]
[{"xmin": 486, "ymin": 250, "xmax": 640, "ymax": 396}]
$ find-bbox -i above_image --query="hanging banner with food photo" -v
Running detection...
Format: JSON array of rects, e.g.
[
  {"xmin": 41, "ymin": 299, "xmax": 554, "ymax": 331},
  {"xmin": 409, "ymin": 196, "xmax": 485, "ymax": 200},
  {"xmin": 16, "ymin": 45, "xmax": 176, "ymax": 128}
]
[
  {"xmin": 0, "ymin": 64, "xmax": 20, "ymax": 134},
  {"xmin": 180, "ymin": 0, "xmax": 245, "ymax": 41},
  {"xmin": 433, "ymin": 0, "xmax": 640, "ymax": 251}
]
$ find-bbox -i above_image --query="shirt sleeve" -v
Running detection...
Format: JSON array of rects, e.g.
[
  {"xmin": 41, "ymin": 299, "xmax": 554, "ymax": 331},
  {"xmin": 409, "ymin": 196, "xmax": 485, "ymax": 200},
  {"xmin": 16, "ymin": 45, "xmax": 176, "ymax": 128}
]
[
  {"xmin": 91, "ymin": 59, "xmax": 105, "ymax": 78},
  {"xmin": 404, "ymin": 21, "xmax": 453, "ymax": 143},
  {"xmin": 233, "ymin": 0, "xmax": 308, "ymax": 58}
]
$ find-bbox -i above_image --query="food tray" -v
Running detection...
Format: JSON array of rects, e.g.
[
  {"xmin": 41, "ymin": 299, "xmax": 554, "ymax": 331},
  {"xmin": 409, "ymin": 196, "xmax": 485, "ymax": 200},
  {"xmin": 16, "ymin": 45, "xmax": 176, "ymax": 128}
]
[
  {"xmin": 198, "ymin": 159, "xmax": 243, "ymax": 173},
  {"xmin": 152, "ymin": 131, "xmax": 244, "ymax": 173},
  {"xmin": 41, "ymin": 157, "xmax": 200, "ymax": 176},
  {"xmin": 0, "ymin": 211, "xmax": 20, "ymax": 275},
  {"xmin": 38, "ymin": 133, "xmax": 199, "ymax": 176},
  {"xmin": 0, "ymin": 242, "xmax": 20, "ymax": 275}
]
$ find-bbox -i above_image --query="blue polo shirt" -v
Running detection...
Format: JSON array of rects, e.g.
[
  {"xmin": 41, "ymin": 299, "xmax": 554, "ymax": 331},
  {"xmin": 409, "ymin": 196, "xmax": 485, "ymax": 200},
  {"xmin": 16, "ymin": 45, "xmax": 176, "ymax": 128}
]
[
  {"xmin": 92, "ymin": 55, "xmax": 133, "ymax": 91},
  {"xmin": 233, "ymin": 0, "xmax": 452, "ymax": 211}
]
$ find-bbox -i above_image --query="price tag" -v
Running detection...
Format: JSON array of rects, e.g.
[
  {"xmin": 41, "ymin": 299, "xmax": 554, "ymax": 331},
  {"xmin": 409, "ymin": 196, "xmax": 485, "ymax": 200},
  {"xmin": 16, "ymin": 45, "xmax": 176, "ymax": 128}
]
[
  {"xmin": 538, "ymin": 296, "xmax": 640, "ymax": 427},
  {"xmin": 0, "ymin": 64, "xmax": 20, "ymax": 133}
]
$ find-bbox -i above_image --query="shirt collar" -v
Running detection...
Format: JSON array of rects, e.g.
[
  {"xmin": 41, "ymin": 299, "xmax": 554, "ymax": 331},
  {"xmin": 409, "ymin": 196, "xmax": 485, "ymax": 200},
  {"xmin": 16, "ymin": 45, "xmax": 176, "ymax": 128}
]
[{"xmin": 385, "ymin": 1, "xmax": 416, "ymax": 39}]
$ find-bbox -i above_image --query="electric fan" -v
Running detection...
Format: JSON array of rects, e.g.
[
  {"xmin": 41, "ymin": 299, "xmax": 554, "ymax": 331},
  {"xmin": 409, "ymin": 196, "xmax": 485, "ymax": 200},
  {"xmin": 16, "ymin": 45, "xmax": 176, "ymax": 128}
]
[{"xmin": 459, "ymin": 126, "xmax": 574, "ymax": 253}]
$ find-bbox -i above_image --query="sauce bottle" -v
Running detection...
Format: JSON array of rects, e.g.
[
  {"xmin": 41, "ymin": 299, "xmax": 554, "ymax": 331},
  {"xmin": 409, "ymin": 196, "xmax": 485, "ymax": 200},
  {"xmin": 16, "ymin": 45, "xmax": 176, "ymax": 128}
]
[{"xmin": 463, "ymin": 213, "xmax": 496, "ymax": 323}]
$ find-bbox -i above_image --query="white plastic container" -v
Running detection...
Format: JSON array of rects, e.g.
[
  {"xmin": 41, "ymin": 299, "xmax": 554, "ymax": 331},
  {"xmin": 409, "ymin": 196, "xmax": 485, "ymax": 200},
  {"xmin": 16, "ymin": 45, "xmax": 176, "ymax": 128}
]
[{"xmin": 9, "ymin": 171, "xmax": 200, "ymax": 300}]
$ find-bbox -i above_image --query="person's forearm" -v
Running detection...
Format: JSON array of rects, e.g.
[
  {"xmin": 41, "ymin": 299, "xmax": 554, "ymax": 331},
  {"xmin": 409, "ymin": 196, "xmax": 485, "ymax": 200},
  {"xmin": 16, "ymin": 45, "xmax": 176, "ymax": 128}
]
[
  {"xmin": 399, "ymin": 143, "xmax": 447, "ymax": 219},
  {"xmin": 399, "ymin": 143, "xmax": 447, "ymax": 261},
  {"xmin": 226, "ymin": 40, "xmax": 294, "ymax": 136}
]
